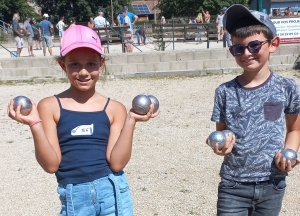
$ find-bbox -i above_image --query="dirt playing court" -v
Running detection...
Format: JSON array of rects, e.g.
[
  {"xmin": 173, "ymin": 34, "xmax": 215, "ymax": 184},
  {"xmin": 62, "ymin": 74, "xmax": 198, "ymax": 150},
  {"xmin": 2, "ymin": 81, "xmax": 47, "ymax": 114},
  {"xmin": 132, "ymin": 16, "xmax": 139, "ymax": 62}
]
[{"xmin": 1, "ymin": 70, "xmax": 300, "ymax": 215}]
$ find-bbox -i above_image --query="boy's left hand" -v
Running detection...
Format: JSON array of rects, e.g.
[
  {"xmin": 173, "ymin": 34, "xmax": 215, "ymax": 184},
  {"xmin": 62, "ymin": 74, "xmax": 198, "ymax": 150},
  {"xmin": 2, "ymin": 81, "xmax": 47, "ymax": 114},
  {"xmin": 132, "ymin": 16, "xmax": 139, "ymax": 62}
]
[{"xmin": 274, "ymin": 150, "xmax": 300, "ymax": 172}]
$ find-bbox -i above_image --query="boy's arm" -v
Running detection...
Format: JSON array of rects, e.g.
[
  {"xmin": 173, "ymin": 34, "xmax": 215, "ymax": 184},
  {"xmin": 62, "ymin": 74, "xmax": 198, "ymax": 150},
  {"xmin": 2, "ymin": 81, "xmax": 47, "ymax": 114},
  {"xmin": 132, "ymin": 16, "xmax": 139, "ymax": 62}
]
[{"xmin": 275, "ymin": 114, "xmax": 300, "ymax": 171}]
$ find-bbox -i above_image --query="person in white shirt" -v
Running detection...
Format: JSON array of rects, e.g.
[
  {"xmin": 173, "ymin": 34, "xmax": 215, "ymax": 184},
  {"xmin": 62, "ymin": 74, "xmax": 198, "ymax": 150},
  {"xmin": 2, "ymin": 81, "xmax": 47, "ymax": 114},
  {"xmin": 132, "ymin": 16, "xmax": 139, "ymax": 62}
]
[
  {"xmin": 94, "ymin": 11, "xmax": 106, "ymax": 28},
  {"xmin": 121, "ymin": 10, "xmax": 133, "ymax": 52},
  {"xmin": 216, "ymin": 7, "xmax": 227, "ymax": 42},
  {"xmin": 56, "ymin": 16, "xmax": 65, "ymax": 42}
]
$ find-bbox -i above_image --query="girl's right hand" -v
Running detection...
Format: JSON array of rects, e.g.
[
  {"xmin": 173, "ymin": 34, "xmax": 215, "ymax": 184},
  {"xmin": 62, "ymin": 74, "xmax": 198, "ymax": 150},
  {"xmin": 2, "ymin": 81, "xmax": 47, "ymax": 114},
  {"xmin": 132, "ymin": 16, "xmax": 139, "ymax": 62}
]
[
  {"xmin": 129, "ymin": 103, "xmax": 160, "ymax": 122},
  {"xmin": 7, "ymin": 99, "xmax": 41, "ymax": 126}
]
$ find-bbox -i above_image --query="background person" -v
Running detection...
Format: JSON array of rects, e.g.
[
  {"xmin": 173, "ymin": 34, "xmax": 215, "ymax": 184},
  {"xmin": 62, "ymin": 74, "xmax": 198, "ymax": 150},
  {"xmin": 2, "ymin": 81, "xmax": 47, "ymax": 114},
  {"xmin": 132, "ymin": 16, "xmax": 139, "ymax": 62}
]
[
  {"xmin": 135, "ymin": 27, "xmax": 147, "ymax": 45},
  {"xmin": 24, "ymin": 16, "xmax": 35, "ymax": 57},
  {"xmin": 12, "ymin": 13, "xmax": 24, "ymax": 57},
  {"xmin": 216, "ymin": 7, "xmax": 227, "ymax": 42},
  {"xmin": 195, "ymin": 13, "xmax": 203, "ymax": 43},
  {"xmin": 39, "ymin": 13, "xmax": 54, "ymax": 56},
  {"xmin": 202, "ymin": 8, "xmax": 211, "ymax": 23},
  {"xmin": 31, "ymin": 18, "xmax": 42, "ymax": 50},
  {"xmin": 69, "ymin": 20, "xmax": 76, "ymax": 27},
  {"xmin": 222, "ymin": 28, "xmax": 231, "ymax": 48},
  {"xmin": 210, "ymin": 4, "xmax": 300, "ymax": 215},
  {"xmin": 56, "ymin": 16, "xmax": 65, "ymax": 43},
  {"xmin": 8, "ymin": 25, "xmax": 159, "ymax": 215},
  {"xmin": 87, "ymin": 17, "xmax": 94, "ymax": 28},
  {"xmin": 117, "ymin": 6, "xmax": 138, "ymax": 29},
  {"xmin": 94, "ymin": 11, "xmax": 106, "ymax": 28}
]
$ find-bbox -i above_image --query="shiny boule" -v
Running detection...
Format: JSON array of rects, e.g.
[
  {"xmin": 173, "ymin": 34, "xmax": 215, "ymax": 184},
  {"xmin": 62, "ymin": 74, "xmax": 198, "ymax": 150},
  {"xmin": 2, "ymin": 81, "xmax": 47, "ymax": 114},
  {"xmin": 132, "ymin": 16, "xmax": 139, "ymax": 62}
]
[
  {"xmin": 132, "ymin": 94, "xmax": 151, "ymax": 115},
  {"xmin": 222, "ymin": 130, "xmax": 234, "ymax": 137},
  {"xmin": 208, "ymin": 131, "xmax": 226, "ymax": 150},
  {"xmin": 13, "ymin": 95, "xmax": 32, "ymax": 116},
  {"xmin": 147, "ymin": 95, "xmax": 159, "ymax": 113},
  {"xmin": 281, "ymin": 149, "xmax": 297, "ymax": 166}
]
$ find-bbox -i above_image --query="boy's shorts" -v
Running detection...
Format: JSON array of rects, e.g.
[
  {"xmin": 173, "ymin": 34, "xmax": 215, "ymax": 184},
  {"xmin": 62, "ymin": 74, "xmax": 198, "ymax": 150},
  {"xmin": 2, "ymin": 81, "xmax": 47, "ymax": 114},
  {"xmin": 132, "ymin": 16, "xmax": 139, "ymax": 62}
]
[
  {"xmin": 14, "ymin": 36, "xmax": 24, "ymax": 48},
  {"xmin": 57, "ymin": 171, "xmax": 133, "ymax": 216},
  {"xmin": 42, "ymin": 36, "xmax": 53, "ymax": 48}
]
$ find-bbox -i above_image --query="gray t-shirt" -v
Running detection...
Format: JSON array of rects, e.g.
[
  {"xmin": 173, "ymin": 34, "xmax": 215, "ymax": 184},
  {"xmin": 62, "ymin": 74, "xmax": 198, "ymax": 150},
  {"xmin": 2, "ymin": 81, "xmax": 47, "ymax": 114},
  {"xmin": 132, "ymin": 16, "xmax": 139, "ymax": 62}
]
[
  {"xmin": 12, "ymin": 19, "xmax": 20, "ymax": 37},
  {"xmin": 211, "ymin": 72, "xmax": 300, "ymax": 182},
  {"xmin": 24, "ymin": 20, "xmax": 34, "ymax": 38}
]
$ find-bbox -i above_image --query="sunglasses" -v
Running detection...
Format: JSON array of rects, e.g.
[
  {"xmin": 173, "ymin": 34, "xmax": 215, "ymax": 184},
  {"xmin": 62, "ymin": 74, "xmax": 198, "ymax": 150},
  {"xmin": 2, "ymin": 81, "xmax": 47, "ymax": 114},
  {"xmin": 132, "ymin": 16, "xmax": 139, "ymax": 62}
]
[{"xmin": 229, "ymin": 40, "xmax": 271, "ymax": 57}]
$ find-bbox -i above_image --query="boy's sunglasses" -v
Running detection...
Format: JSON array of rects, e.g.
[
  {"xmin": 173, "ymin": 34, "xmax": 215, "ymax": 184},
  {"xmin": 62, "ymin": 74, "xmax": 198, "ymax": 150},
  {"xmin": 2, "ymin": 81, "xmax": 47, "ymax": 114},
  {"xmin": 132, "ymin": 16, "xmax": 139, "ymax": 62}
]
[{"xmin": 229, "ymin": 40, "xmax": 271, "ymax": 57}]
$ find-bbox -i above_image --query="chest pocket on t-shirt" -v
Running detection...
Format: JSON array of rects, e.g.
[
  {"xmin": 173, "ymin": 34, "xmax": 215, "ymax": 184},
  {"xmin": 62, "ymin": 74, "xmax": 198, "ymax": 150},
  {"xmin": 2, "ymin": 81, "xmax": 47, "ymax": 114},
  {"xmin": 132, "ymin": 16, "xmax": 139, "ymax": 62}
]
[{"xmin": 263, "ymin": 101, "xmax": 283, "ymax": 121}]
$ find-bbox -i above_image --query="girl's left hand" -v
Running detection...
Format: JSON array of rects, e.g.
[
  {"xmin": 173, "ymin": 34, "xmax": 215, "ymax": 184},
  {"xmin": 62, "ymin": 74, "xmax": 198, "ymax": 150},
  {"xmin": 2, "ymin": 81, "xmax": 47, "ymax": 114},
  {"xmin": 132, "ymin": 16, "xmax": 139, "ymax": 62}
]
[
  {"xmin": 274, "ymin": 150, "xmax": 300, "ymax": 172},
  {"xmin": 129, "ymin": 103, "xmax": 160, "ymax": 122}
]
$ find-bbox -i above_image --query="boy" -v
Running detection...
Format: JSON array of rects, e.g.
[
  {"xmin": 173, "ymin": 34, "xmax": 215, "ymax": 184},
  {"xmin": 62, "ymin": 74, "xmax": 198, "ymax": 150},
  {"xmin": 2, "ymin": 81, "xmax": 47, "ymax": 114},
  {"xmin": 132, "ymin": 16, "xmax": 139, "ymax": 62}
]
[{"xmin": 209, "ymin": 4, "xmax": 300, "ymax": 215}]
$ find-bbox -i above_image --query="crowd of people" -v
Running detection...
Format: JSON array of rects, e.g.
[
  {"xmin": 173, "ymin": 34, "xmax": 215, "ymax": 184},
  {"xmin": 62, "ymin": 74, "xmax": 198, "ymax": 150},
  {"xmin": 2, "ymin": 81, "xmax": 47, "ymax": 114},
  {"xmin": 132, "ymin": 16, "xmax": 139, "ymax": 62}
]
[
  {"xmin": 12, "ymin": 6, "xmax": 232, "ymax": 56},
  {"xmin": 14, "ymin": 5, "xmax": 296, "ymax": 56},
  {"xmin": 12, "ymin": 13, "xmax": 55, "ymax": 57}
]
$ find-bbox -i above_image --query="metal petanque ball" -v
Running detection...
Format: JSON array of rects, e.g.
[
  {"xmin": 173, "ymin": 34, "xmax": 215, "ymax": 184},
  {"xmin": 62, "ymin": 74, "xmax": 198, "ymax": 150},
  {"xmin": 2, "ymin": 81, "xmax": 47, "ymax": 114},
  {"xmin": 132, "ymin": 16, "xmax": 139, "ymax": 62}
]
[
  {"xmin": 208, "ymin": 131, "xmax": 226, "ymax": 150},
  {"xmin": 13, "ymin": 95, "xmax": 32, "ymax": 116},
  {"xmin": 132, "ymin": 94, "xmax": 151, "ymax": 115},
  {"xmin": 222, "ymin": 130, "xmax": 234, "ymax": 137},
  {"xmin": 147, "ymin": 95, "xmax": 159, "ymax": 113},
  {"xmin": 281, "ymin": 149, "xmax": 297, "ymax": 166}
]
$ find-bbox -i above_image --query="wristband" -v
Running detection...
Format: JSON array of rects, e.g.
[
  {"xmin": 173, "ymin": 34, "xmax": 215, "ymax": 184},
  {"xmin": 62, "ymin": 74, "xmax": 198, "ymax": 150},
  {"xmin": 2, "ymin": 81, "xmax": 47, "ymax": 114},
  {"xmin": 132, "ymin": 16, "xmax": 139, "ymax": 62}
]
[{"xmin": 30, "ymin": 120, "xmax": 42, "ymax": 127}]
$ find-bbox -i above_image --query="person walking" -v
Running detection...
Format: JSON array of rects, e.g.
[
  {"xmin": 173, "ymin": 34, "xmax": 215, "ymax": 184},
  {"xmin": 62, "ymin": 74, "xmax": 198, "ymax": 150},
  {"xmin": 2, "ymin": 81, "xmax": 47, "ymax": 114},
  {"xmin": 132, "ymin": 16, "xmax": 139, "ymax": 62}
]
[
  {"xmin": 39, "ymin": 13, "xmax": 54, "ymax": 56},
  {"xmin": 31, "ymin": 18, "xmax": 42, "ymax": 50},
  {"xmin": 12, "ymin": 13, "xmax": 24, "ymax": 57},
  {"xmin": 8, "ymin": 25, "xmax": 159, "ymax": 215},
  {"xmin": 24, "ymin": 16, "xmax": 35, "ymax": 57},
  {"xmin": 56, "ymin": 16, "xmax": 65, "ymax": 43}
]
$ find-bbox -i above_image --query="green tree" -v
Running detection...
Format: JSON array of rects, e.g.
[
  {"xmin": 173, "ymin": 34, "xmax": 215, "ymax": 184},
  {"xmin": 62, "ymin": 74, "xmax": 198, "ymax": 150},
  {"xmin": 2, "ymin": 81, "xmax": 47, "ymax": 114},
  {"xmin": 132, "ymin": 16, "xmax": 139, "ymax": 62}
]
[
  {"xmin": 156, "ymin": 0, "xmax": 248, "ymax": 18},
  {"xmin": 0, "ymin": 0, "xmax": 37, "ymax": 23},
  {"xmin": 34, "ymin": 0, "xmax": 133, "ymax": 24}
]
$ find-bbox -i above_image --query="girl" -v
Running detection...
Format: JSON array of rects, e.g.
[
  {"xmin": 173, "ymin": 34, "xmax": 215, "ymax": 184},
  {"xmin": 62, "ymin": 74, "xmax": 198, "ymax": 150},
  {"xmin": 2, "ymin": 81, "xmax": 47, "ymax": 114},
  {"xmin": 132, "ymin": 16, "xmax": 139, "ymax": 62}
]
[{"xmin": 8, "ymin": 25, "xmax": 159, "ymax": 215}]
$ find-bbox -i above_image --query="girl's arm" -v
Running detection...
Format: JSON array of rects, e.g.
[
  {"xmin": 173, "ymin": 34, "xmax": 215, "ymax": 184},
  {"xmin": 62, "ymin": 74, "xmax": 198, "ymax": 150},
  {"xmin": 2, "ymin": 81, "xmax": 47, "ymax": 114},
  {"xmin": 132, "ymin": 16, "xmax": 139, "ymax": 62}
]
[
  {"xmin": 275, "ymin": 114, "xmax": 300, "ymax": 171},
  {"xmin": 106, "ymin": 100, "xmax": 159, "ymax": 171},
  {"xmin": 8, "ymin": 97, "xmax": 61, "ymax": 173}
]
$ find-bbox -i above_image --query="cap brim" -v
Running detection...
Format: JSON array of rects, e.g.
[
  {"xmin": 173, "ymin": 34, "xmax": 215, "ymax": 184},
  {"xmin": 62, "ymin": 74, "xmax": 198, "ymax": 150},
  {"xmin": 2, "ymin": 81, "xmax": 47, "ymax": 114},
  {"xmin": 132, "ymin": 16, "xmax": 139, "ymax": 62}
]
[
  {"xmin": 223, "ymin": 4, "xmax": 253, "ymax": 34},
  {"xmin": 60, "ymin": 42, "xmax": 103, "ymax": 56}
]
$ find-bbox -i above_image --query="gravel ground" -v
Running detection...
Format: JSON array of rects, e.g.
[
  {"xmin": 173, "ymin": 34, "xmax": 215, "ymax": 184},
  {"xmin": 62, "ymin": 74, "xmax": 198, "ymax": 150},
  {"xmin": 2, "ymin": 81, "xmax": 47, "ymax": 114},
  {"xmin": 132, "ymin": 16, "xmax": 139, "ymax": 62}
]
[{"xmin": 1, "ymin": 70, "xmax": 300, "ymax": 216}]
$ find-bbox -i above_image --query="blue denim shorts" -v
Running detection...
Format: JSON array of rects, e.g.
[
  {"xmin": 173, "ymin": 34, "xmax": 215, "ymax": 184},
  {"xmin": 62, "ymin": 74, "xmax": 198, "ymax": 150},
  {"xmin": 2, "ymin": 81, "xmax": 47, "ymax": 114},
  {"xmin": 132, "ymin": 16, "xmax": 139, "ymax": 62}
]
[{"xmin": 57, "ymin": 171, "xmax": 133, "ymax": 216}]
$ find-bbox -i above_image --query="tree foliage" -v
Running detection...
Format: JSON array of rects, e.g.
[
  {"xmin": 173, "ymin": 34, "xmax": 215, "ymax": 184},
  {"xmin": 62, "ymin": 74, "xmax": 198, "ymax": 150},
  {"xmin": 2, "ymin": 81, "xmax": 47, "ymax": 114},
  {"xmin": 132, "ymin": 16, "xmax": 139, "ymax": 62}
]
[
  {"xmin": 156, "ymin": 0, "xmax": 248, "ymax": 18},
  {"xmin": 34, "ymin": 0, "xmax": 133, "ymax": 24},
  {"xmin": 0, "ymin": 0, "xmax": 37, "ymax": 24}
]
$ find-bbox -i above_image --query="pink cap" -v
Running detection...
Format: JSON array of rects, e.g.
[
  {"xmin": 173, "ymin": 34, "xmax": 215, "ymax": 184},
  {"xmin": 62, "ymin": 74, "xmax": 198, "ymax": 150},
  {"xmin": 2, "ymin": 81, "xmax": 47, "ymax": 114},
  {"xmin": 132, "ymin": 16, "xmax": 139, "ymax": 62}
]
[{"xmin": 60, "ymin": 25, "xmax": 103, "ymax": 56}]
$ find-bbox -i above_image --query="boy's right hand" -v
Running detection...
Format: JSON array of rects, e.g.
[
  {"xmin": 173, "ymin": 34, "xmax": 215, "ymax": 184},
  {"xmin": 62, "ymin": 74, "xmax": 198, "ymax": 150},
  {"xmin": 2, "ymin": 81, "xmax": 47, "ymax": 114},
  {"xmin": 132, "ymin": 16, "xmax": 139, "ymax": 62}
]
[
  {"xmin": 7, "ymin": 100, "xmax": 41, "ymax": 126},
  {"xmin": 206, "ymin": 133, "xmax": 236, "ymax": 156}
]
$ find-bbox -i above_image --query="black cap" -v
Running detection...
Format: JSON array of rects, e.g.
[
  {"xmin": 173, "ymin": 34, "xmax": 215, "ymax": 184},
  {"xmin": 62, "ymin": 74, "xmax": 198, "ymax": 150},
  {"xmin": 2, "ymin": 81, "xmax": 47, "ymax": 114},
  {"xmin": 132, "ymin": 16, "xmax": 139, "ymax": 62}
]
[{"xmin": 223, "ymin": 4, "xmax": 277, "ymax": 37}]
